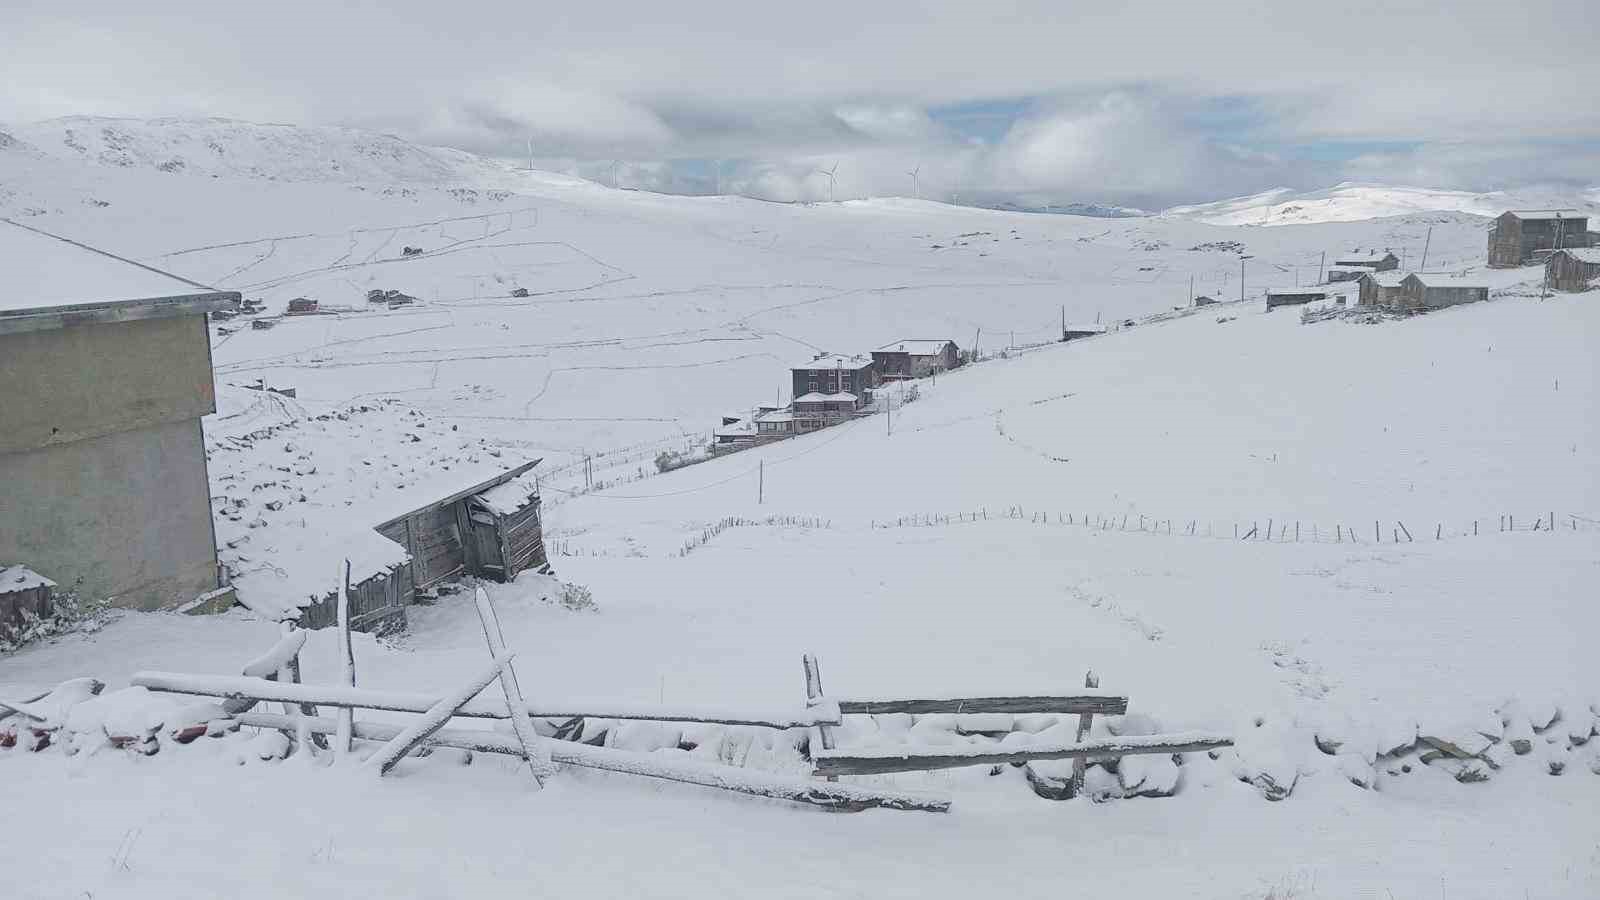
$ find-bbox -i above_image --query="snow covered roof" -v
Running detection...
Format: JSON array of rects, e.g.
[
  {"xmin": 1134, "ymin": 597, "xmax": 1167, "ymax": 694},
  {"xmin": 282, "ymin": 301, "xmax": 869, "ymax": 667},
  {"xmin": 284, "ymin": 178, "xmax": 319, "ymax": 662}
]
[
  {"xmin": 1362, "ymin": 271, "xmax": 1407, "ymax": 287},
  {"xmin": 1404, "ymin": 273, "xmax": 1488, "ymax": 288},
  {"xmin": 755, "ymin": 409, "xmax": 795, "ymax": 423},
  {"xmin": 207, "ymin": 389, "xmax": 542, "ymax": 618},
  {"xmin": 1552, "ymin": 248, "xmax": 1600, "ymax": 264},
  {"xmin": 1063, "ymin": 323, "xmax": 1109, "ymax": 333},
  {"xmin": 0, "ymin": 564, "xmax": 55, "ymax": 594},
  {"xmin": 713, "ymin": 418, "xmax": 757, "ymax": 438},
  {"xmin": 794, "ymin": 353, "xmax": 874, "ymax": 371},
  {"xmin": 794, "ymin": 391, "xmax": 858, "ymax": 403},
  {"xmin": 874, "ymin": 339, "xmax": 954, "ymax": 356},
  {"xmin": 1334, "ymin": 251, "xmax": 1396, "ymax": 263},
  {"xmin": 0, "ymin": 218, "xmax": 237, "ymax": 334},
  {"xmin": 1506, "ymin": 209, "xmax": 1585, "ymax": 220}
]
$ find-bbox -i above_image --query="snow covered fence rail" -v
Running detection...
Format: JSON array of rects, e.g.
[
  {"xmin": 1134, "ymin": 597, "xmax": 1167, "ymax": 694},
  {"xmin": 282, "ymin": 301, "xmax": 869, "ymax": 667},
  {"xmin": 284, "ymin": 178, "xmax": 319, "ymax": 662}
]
[
  {"xmin": 802, "ymin": 656, "xmax": 1231, "ymax": 795},
  {"xmin": 129, "ymin": 671, "xmax": 844, "ymax": 730}
]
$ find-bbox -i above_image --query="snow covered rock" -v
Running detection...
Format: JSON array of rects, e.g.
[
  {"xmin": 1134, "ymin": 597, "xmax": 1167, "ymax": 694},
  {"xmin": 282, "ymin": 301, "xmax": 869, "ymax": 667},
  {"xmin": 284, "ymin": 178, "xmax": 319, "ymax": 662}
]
[
  {"xmin": 1118, "ymin": 754, "xmax": 1181, "ymax": 798},
  {"xmin": 1336, "ymin": 753, "xmax": 1375, "ymax": 789}
]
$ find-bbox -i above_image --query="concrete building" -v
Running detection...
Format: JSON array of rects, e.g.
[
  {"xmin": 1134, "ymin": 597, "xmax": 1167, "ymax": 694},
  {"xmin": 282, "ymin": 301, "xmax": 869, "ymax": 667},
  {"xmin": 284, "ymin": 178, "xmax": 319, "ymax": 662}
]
[
  {"xmin": 0, "ymin": 219, "xmax": 238, "ymax": 609},
  {"xmin": 871, "ymin": 339, "xmax": 959, "ymax": 380},
  {"xmin": 1544, "ymin": 248, "xmax": 1600, "ymax": 293},
  {"xmin": 791, "ymin": 353, "xmax": 877, "ymax": 401},
  {"xmin": 1397, "ymin": 274, "xmax": 1489, "ymax": 311},
  {"xmin": 1487, "ymin": 210, "xmax": 1590, "ymax": 267}
]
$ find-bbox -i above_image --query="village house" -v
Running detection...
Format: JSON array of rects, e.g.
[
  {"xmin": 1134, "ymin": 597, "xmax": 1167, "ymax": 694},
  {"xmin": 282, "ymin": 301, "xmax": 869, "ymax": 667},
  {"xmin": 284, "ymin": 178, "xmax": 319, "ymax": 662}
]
[
  {"xmin": 791, "ymin": 392, "xmax": 865, "ymax": 431},
  {"xmin": 1487, "ymin": 210, "xmax": 1590, "ymax": 267},
  {"xmin": 1265, "ymin": 290, "xmax": 1328, "ymax": 309},
  {"xmin": 791, "ymin": 353, "xmax": 877, "ymax": 400},
  {"xmin": 871, "ymin": 339, "xmax": 959, "ymax": 380},
  {"xmin": 0, "ymin": 219, "xmax": 238, "ymax": 610},
  {"xmin": 1357, "ymin": 271, "xmax": 1407, "ymax": 308},
  {"xmin": 1544, "ymin": 248, "xmax": 1600, "ymax": 293},
  {"xmin": 1396, "ymin": 274, "xmax": 1489, "ymax": 311},
  {"xmin": 1334, "ymin": 251, "xmax": 1399, "ymax": 272},
  {"xmin": 1061, "ymin": 323, "xmax": 1109, "ymax": 341}
]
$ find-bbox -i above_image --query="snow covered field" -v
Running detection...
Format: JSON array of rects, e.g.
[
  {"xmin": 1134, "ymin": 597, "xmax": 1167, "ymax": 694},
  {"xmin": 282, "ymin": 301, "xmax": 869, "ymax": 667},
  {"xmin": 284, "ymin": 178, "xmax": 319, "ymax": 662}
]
[{"xmin": 3, "ymin": 119, "xmax": 1599, "ymax": 899}]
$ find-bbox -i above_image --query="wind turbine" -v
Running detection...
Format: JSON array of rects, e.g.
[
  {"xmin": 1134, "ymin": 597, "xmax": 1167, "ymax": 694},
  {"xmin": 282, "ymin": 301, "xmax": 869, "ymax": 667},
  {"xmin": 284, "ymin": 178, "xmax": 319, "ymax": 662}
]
[
  {"xmin": 907, "ymin": 165, "xmax": 921, "ymax": 200},
  {"xmin": 814, "ymin": 162, "xmax": 839, "ymax": 203}
]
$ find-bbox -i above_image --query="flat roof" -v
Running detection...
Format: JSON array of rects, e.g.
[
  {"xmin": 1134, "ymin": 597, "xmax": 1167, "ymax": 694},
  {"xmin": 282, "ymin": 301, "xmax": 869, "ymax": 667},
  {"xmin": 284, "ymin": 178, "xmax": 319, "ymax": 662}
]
[
  {"xmin": 794, "ymin": 391, "xmax": 859, "ymax": 403},
  {"xmin": 0, "ymin": 218, "xmax": 238, "ymax": 334},
  {"xmin": 1362, "ymin": 271, "xmax": 1407, "ymax": 287},
  {"xmin": 1506, "ymin": 209, "xmax": 1585, "ymax": 220},
  {"xmin": 794, "ymin": 353, "xmax": 874, "ymax": 371}
]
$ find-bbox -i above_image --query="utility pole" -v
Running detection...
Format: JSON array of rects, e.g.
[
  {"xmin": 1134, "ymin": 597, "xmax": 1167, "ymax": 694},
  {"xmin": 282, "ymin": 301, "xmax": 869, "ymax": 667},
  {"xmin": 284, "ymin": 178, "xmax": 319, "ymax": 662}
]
[
  {"xmin": 1419, "ymin": 226, "xmax": 1433, "ymax": 271},
  {"xmin": 1060, "ymin": 305, "xmax": 1066, "ymax": 340},
  {"xmin": 1318, "ymin": 251, "xmax": 1326, "ymax": 284},
  {"xmin": 1239, "ymin": 257, "xmax": 1248, "ymax": 302},
  {"xmin": 886, "ymin": 391, "xmax": 891, "ymax": 436},
  {"xmin": 527, "ymin": 137, "xmax": 534, "ymax": 171},
  {"xmin": 758, "ymin": 459, "xmax": 764, "ymax": 504},
  {"xmin": 1189, "ymin": 274, "xmax": 1194, "ymax": 305}
]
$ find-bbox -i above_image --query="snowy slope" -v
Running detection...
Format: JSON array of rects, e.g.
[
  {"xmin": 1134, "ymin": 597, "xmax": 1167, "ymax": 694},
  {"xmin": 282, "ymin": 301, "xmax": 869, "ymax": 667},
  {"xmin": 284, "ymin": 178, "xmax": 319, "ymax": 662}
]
[
  {"xmin": 3, "ymin": 116, "xmax": 514, "ymax": 183},
  {"xmin": 1162, "ymin": 181, "xmax": 1600, "ymax": 226},
  {"xmin": 3, "ymin": 117, "xmax": 1599, "ymax": 900}
]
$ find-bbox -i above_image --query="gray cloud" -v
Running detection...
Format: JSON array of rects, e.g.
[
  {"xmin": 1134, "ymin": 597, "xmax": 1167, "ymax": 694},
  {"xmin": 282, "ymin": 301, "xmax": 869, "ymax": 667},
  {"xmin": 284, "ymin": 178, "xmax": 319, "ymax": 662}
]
[{"xmin": 3, "ymin": 1, "xmax": 1596, "ymax": 208}]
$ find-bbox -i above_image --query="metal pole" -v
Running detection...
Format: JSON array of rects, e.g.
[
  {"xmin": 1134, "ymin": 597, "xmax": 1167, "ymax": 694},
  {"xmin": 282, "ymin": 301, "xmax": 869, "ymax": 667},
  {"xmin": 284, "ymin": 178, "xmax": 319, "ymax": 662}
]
[
  {"xmin": 758, "ymin": 460, "xmax": 764, "ymax": 504},
  {"xmin": 1240, "ymin": 258, "xmax": 1245, "ymax": 301},
  {"xmin": 1419, "ymin": 226, "xmax": 1433, "ymax": 271}
]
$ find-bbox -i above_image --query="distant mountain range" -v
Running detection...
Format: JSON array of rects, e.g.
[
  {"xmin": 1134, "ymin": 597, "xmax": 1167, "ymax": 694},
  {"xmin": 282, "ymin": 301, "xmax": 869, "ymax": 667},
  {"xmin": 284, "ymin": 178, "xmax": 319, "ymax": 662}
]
[{"xmin": 5, "ymin": 117, "xmax": 1596, "ymax": 228}]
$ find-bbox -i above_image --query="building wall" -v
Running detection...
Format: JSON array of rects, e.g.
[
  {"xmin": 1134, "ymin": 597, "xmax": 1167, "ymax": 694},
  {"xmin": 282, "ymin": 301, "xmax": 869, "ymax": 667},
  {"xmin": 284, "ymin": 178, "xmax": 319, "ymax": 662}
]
[
  {"xmin": 792, "ymin": 364, "xmax": 876, "ymax": 398},
  {"xmin": 1547, "ymin": 254, "xmax": 1600, "ymax": 292},
  {"xmin": 0, "ymin": 416, "xmax": 218, "ymax": 609},
  {"xmin": 1489, "ymin": 216, "xmax": 1590, "ymax": 267},
  {"xmin": 0, "ymin": 315, "xmax": 215, "ymax": 455}
]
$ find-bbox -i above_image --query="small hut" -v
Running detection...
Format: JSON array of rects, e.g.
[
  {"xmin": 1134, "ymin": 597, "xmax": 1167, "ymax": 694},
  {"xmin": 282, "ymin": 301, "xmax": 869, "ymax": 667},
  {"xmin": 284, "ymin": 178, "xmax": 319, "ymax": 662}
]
[
  {"xmin": 0, "ymin": 565, "xmax": 54, "ymax": 643},
  {"xmin": 1544, "ymin": 248, "xmax": 1600, "ymax": 292},
  {"xmin": 1357, "ymin": 271, "xmax": 1406, "ymax": 308},
  {"xmin": 1266, "ymin": 291, "xmax": 1327, "ymax": 310},
  {"xmin": 1333, "ymin": 251, "xmax": 1399, "ymax": 272}
]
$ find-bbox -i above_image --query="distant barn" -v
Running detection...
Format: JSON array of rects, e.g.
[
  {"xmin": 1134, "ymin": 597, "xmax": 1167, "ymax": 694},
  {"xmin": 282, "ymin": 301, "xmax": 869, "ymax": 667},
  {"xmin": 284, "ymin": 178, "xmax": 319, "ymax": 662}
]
[
  {"xmin": 871, "ymin": 339, "xmax": 959, "ymax": 380},
  {"xmin": 1487, "ymin": 210, "xmax": 1589, "ymax": 267},
  {"xmin": 1397, "ymin": 274, "xmax": 1488, "ymax": 311},
  {"xmin": 1357, "ymin": 271, "xmax": 1406, "ymax": 308},
  {"xmin": 1544, "ymin": 248, "xmax": 1600, "ymax": 293},
  {"xmin": 1334, "ymin": 251, "xmax": 1399, "ymax": 272},
  {"xmin": 1061, "ymin": 323, "xmax": 1109, "ymax": 340},
  {"xmin": 1265, "ymin": 291, "xmax": 1327, "ymax": 309}
]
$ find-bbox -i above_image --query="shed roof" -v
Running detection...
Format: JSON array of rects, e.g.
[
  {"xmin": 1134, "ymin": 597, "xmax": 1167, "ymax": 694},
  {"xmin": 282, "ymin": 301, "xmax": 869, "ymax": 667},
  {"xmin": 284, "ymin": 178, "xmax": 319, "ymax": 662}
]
[
  {"xmin": 1362, "ymin": 271, "xmax": 1407, "ymax": 287},
  {"xmin": 1552, "ymin": 248, "xmax": 1600, "ymax": 264},
  {"xmin": 755, "ymin": 409, "xmax": 795, "ymax": 423},
  {"xmin": 0, "ymin": 219, "xmax": 238, "ymax": 334},
  {"xmin": 1334, "ymin": 251, "xmax": 1396, "ymax": 264},
  {"xmin": 794, "ymin": 353, "xmax": 874, "ymax": 371},
  {"xmin": 874, "ymin": 339, "xmax": 955, "ymax": 356},
  {"xmin": 1505, "ymin": 209, "xmax": 1586, "ymax": 221},
  {"xmin": 1062, "ymin": 323, "xmax": 1109, "ymax": 333},
  {"xmin": 1403, "ymin": 273, "xmax": 1488, "ymax": 288}
]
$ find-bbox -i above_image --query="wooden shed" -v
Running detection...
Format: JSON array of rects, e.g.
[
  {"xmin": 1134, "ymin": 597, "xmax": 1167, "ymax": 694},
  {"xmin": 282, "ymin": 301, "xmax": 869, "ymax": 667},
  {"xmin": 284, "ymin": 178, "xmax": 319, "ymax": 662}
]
[
  {"xmin": 1397, "ymin": 274, "xmax": 1488, "ymax": 311},
  {"xmin": 1357, "ymin": 271, "xmax": 1406, "ymax": 308},
  {"xmin": 0, "ymin": 565, "xmax": 54, "ymax": 644},
  {"xmin": 297, "ymin": 459, "xmax": 550, "ymax": 633},
  {"xmin": 1487, "ymin": 210, "xmax": 1589, "ymax": 267},
  {"xmin": 1266, "ymin": 291, "xmax": 1327, "ymax": 309},
  {"xmin": 1544, "ymin": 248, "xmax": 1600, "ymax": 292}
]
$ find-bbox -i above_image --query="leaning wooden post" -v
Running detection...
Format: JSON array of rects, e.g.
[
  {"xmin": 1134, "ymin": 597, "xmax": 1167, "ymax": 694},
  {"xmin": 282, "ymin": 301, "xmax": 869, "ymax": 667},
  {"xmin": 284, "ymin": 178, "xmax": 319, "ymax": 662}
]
[
  {"xmin": 366, "ymin": 652, "xmax": 515, "ymax": 776},
  {"xmin": 474, "ymin": 587, "xmax": 555, "ymax": 782},
  {"xmin": 335, "ymin": 560, "xmax": 356, "ymax": 758},
  {"xmin": 276, "ymin": 620, "xmax": 325, "ymax": 753},
  {"xmin": 1070, "ymin": 670, "xmax": 1099, "ymax": 798},
  {"xmin": 802, "ymin": 654, "xmax": 839, "ymax": 782}
]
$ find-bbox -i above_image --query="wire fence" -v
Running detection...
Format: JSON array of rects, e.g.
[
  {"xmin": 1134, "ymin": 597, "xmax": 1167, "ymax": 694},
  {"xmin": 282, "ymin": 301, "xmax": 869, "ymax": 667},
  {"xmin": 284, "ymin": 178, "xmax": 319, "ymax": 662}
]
[{"xmin": 869, "ymin": 506, "xmax": 1600, "ymax": 544}]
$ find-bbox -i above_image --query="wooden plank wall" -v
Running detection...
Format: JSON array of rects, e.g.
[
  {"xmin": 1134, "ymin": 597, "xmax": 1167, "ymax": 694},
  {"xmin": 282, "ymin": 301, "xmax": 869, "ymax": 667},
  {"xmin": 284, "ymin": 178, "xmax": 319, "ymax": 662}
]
[
  {"xmin": 0, "ymin": 582, "xmax": 53, "ymax": 641},
  {"xmin": 298, "ymin": 562, "xmax": 411, "ymax": 635},
  {"xmin": 499, "ymin": 498, "xmax": 550, "ymax": 578}
]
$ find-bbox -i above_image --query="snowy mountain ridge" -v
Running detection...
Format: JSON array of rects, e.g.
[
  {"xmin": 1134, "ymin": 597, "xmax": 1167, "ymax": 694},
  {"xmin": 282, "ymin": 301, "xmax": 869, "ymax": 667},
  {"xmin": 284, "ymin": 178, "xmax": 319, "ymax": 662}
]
[
  {"xmin": 1160, "ymin": 181, "xmax": 1600, "ymax": 227},
  {"xmin": 1, "ymin": 116, "xmax": 515, "ymax": 184}
]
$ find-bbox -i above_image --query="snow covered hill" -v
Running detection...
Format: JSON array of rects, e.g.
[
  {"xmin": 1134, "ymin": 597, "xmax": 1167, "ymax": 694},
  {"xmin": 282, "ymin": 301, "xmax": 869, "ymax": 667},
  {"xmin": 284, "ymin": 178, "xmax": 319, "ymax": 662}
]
[
  {"xmin": 1162, "ymin": 182, "xmax": 1600, "ymax": 226},
  {"xmin": 3, "ymin": 116, "xmax": 1599, "ymax": 900},
  {"xmin": 2, "ymin": 116, "xmax": 514, "ymax": 183}
]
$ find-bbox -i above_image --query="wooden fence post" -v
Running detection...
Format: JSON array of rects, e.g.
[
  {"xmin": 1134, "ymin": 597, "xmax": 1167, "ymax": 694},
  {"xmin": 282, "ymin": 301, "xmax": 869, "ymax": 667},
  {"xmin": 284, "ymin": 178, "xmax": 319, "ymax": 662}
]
[
  {"xmin": 474, "ymin": 587, "xmax": 554, "ymax": 782},
  {"xmin": 335, "ymin": 561, "xmax": 355, "ymax": 758},
  {"xmin": 1070, "ymin": 670, "xmax": 1099, "ymax": 798},
  {"xmin": 366, "ymin": 652, "xmax": 515, "ymax": 776},
  {"xmin": 802, "ymin": 654, "xmax": 839, "ymax": 782}
]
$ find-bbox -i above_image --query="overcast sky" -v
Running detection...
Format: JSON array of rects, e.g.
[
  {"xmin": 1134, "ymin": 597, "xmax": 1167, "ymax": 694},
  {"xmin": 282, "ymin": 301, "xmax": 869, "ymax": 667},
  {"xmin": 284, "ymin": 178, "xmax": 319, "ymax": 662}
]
[{"xmin": 5, "ymin": 1, "xmax": 1598, "ymax": 208}]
